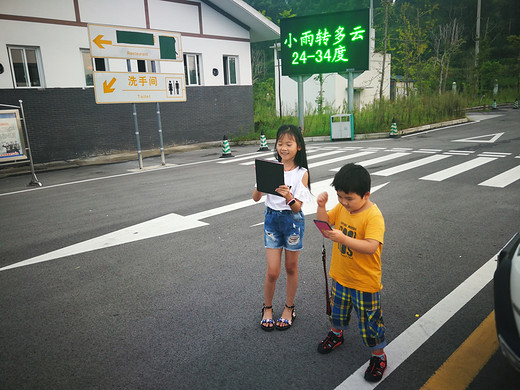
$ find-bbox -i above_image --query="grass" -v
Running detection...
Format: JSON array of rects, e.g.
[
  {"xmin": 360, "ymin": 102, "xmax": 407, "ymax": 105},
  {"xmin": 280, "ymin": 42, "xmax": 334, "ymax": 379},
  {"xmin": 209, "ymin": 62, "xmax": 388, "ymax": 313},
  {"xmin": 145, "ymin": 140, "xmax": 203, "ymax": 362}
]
[{"xmin": 231, "ymin": 88, "xmax": 518, "ymax": 142}]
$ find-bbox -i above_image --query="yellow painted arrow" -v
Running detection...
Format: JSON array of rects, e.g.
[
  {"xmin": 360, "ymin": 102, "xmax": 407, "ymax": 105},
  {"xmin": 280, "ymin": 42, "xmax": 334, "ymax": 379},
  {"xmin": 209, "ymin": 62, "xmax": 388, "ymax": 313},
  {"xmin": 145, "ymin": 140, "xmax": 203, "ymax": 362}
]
[
  {"xmin": 103, "ymin": 77, "xmax": 116, "ymax": 93},
  {"xmin": 93, "ymin": 35, "xmax": 112, "ymax": 49}
]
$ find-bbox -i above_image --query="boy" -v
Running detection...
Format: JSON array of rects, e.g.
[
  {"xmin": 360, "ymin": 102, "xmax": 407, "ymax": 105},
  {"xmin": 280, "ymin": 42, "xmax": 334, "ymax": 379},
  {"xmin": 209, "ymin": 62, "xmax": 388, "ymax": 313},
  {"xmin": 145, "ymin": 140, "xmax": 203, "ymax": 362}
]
[{"xmin": 316, "ymin": 163, "xmax": 387, "ymax": 382}]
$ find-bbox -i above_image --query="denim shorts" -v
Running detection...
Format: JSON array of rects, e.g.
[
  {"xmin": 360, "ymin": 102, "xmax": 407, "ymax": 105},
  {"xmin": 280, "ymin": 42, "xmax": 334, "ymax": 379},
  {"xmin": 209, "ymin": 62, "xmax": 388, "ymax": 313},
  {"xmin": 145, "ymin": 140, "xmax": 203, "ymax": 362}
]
[{"xmin": 264, "ymin": 207, "xmax": 305, "ymax": 251}]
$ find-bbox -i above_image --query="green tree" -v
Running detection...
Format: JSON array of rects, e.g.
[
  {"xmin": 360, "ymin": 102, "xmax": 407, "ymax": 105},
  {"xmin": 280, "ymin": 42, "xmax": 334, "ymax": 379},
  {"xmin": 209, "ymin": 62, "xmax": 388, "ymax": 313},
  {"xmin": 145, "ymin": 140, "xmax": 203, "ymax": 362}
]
[{"xmin": 392, "ymin": 2, "xmax": 437, "ymax": 95}]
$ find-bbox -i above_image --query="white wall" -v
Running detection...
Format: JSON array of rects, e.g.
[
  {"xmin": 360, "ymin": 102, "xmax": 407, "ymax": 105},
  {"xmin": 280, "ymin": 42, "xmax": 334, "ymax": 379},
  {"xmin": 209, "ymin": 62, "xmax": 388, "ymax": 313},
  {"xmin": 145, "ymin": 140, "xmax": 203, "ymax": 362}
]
[
  {"xmin": 0, "ymin": 0, "xmax": 253, "ymax": 89},
  {"xmin": 201, "ymin": 3, "xmax": 249, "ymax": 40},
  {"xmin": 1, "ymin": 0, "xmax": 76, "ymax": 20},
  {"xmin": 149, "ymin": 1, "xmax": 201, "ymax": 34},
  {"xmin": 0, "ymin": 20, "xmax": 91, "ymax": 88},
  {"xmin": 179, "ymin": 36, "xmax": 251, "ymax": 86},
  {"xmin": 78, "ymin": 0, "xmax": 147, "ymax": 27}
]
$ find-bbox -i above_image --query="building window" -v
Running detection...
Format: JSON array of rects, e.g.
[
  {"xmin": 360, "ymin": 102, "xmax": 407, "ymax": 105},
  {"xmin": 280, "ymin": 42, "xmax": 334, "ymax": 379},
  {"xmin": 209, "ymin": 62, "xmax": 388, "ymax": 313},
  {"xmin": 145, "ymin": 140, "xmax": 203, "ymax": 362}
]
[
  {"xmin": 8, "ymin": 46, "xmax": 44, "ymax": 88},
  {"xmin": 223, "ymin": 56, "xmax": 237, "ymax": 85},
  {"xmin": 137, "ymin": 60, "xmax": 146, "ymax": 72},
  {"xmin": 94, "ymin": 58, "xmax": 107, "ymax": 71},
  {"xmin": 81, "ymin": 49, "xmax": 94, "ymax": 86},
  {"xmin": 81, "ymin": 49, "xmax": 108, "ymax": 86},
  {"xmin": 183, "ymin": 53, "xmax": 201, "ymax": 85}
]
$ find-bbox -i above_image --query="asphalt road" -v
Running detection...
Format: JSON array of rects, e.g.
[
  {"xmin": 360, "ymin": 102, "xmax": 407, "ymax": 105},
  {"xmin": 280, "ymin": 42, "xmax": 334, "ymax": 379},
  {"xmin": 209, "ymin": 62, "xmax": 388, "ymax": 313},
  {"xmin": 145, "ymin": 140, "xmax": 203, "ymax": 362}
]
[{"xmin": 1, "ymin": 110, "xmax": 519, "ymax": 389}]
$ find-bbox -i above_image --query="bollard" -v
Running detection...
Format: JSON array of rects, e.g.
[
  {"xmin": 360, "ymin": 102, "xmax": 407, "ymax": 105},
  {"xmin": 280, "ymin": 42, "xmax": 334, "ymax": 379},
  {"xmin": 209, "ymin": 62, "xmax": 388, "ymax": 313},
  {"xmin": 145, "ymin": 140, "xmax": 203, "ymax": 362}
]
[
  {"xmin": 220, "ymin": 135, "xmax": 233, "ymax": 158},
  {"xmin": 389, "ymin": 118, "xmax": 399, "ymax": 138},
  {"xmin": 258, "ymin": 130, "xmax": 269, "ymax": 151},
  {"xmin": 514, "ymin": 98, "xmax": 518, "ymax": 109}
]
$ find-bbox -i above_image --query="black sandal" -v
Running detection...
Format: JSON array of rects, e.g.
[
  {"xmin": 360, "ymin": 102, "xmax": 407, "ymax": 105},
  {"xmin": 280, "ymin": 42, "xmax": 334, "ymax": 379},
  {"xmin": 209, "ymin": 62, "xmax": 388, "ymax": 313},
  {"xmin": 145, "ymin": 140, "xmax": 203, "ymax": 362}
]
[
  {"xmin": 260, "ymin": 304, "xmax": 274, "ymax": 331},
  {"xmin": 275, "ymin": 304, "xmax": 295, "ymax": 331}
]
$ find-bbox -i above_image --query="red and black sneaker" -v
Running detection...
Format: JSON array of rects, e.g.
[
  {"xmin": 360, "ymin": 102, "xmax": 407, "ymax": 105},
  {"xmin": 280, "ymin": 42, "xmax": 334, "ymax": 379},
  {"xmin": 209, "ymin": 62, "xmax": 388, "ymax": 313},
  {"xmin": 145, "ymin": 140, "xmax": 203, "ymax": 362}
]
[
  {"xmin": 317, "ymin": 331, "xmax": 344, "ymax": 354},
  {"xmin": 364, "ymin": 355, "xmax": 387, "ymax": 382}
]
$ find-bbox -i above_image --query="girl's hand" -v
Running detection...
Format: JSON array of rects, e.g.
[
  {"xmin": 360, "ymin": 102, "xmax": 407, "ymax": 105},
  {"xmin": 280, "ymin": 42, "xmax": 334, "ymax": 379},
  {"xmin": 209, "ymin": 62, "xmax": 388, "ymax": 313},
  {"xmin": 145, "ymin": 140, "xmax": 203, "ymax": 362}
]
[
  {"xmin": 317, "ymin": 192, "xmax": 328, "ymax": 207},
  {"xmin": 275, "ymin": 184, "xmax": 292, "ymax": 200}
]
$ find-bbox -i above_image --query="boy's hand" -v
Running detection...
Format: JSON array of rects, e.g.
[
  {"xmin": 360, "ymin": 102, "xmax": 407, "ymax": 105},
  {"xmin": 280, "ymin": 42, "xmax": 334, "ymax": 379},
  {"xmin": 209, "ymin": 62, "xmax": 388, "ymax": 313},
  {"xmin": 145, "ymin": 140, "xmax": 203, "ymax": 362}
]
[
  {"xmin": 317, "ymin": 192, "xmax": 328, "ymax": 207},
  {"xmin": 322, "ymin": 229, "xmax": 345, "ymax": 243}
]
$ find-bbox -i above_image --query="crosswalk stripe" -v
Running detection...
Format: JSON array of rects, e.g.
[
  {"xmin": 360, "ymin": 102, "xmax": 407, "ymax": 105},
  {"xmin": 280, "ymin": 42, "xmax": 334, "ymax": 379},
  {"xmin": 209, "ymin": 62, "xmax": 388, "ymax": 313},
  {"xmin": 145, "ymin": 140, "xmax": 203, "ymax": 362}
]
[
  {"xmin": 479, "ymin": 165, "xmax": 520, "ymax": 188},
  {"xmin": 372, "ymin": 154, "xmax": 451, "ymax": 177},
  {"xmin": 420, "ymin": 157, "xmax": 496, "ymax": 182},
  {"xmin": 309, "ymin": 151, "xmax": 375, "ymax": 168},
  {"xmin": 220, "ymin": 146, "xmax": 518, "ymax": 189},
  {"xmin": 329, "ymin": 152, "xmax": 411, "ymax": 172},
  {"xmin": 307, "ymin": 150, "xmax": 346, "ymax": 160},
  {"xmin": 217, "ymin": 151, "xmax": 272, "ymax": 164},
  {"xmin": 239, "ymin": 148, "xmax": 322, "ymax": 166},
  {"xmin": 358, "ymin": 152, "xmax": 411, "ymax": 168}
]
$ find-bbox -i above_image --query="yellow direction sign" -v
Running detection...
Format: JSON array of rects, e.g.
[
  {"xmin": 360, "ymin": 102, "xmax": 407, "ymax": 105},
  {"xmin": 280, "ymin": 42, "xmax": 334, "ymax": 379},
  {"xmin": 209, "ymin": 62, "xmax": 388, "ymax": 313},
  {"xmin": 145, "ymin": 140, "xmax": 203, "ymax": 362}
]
[
  {"xmin": 93, "ymin": 72, "xmax": 186, "ymax": 104},
  {"xmin": 88, "ymin": 24, "xmax": 182, "ymax": 61}
]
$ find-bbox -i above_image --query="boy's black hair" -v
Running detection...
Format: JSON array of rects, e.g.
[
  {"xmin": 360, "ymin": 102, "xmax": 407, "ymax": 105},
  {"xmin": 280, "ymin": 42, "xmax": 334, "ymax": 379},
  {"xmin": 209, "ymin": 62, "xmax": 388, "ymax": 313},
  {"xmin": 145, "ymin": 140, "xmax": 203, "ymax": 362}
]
[
  {"xmin": 274, "ymin": 124, "xmax": 311, "ymax": 190},
  {"xmin": 332, "ymin": 163, "xmax": 371, "ymax": 197}
]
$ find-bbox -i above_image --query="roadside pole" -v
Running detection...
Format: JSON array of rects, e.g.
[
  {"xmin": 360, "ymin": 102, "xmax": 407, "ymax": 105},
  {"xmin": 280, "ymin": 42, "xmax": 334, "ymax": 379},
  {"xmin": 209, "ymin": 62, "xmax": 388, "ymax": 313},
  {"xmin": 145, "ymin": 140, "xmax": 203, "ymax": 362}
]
[{"xmin": 156, "ymin": 102, "xmax": 166, "ymax": 165}]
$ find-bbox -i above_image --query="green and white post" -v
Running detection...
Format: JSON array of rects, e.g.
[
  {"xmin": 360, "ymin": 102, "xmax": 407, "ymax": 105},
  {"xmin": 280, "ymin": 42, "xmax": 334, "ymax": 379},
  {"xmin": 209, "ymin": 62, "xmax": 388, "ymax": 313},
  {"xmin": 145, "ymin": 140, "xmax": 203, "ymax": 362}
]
[
  {"xmin": 389, "ymin": 118, "xmax": 398, "ymax": 137},
  {"xmin": 258, "ymin": 130, "xmax": 269, "ymax": 151},
  {"xmin": 220, "ymin": 135, "xmax": 233, "ymax": 158}
]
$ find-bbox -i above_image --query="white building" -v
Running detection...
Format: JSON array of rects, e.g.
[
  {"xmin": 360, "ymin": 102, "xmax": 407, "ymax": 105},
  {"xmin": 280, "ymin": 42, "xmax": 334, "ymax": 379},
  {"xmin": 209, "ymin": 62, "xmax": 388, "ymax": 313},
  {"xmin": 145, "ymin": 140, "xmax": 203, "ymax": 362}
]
[{"xmin": 0, "ymin": 0, "xmax": 278, "ymax": 163}]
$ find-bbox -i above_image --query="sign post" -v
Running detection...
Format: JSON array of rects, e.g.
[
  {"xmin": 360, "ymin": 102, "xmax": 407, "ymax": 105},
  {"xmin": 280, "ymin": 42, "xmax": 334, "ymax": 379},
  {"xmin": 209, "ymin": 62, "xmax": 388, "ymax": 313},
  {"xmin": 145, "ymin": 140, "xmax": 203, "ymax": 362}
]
[
  {"xmin": 0, "ymin": 102, "xmax": 41, "ymax": 186},
  {"xmin": 88, "ymin": 24, "xmax": 185, "ymax": 168}
]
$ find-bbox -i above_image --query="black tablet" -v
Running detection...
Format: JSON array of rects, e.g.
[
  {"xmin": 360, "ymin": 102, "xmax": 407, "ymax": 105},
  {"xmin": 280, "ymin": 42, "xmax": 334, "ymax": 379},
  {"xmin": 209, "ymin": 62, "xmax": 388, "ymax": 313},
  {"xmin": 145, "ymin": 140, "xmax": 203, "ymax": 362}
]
[{"xmin": 255, "ymin": 159, "xmax": 284, "ymax": 196}]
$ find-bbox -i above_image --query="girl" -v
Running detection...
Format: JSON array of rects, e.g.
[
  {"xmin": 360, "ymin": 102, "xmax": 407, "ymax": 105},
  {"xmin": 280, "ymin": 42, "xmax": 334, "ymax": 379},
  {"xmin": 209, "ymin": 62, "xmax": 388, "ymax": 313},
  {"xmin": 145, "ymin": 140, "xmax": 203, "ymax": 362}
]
[{"xmin": 253, "ymin": 125, "xmax": 311, "ymax": 331}]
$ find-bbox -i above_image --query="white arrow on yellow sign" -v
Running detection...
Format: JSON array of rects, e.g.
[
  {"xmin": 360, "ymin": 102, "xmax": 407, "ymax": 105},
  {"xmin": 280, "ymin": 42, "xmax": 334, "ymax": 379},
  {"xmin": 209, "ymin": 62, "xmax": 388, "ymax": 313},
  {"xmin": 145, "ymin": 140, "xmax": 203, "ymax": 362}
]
[{"xmin": 93, "ymin": 72, "xmax": 186, "ymax": 104}]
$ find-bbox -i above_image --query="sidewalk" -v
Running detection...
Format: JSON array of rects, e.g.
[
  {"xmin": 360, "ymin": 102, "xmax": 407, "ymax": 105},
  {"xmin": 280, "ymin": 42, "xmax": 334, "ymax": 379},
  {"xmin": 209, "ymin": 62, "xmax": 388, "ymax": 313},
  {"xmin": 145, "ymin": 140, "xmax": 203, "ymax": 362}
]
[{"xmin": 0, "ymin": 117, "xmax": 469, "ymax": 179}]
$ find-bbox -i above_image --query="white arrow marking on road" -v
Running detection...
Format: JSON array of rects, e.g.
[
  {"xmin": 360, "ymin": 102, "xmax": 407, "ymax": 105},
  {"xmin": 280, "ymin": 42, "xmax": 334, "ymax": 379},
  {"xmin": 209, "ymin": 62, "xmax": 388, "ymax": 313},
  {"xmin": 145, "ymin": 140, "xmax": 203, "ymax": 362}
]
[
  {"xmin": 0, "ymin": 179, "xmax": 390, "ymax": 272},
  {"xmin": 0, "ymin": 214, "xmax": 208, "ymax": 272},
  {"xmin": 452, "ymin": 132, "xmax": 504, "ymax": 143}
]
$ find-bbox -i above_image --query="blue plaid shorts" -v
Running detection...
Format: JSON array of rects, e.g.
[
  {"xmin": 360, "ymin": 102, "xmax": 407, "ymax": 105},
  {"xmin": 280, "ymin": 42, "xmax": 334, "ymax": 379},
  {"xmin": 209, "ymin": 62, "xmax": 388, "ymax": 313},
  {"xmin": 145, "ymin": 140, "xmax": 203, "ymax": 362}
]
[{"xmin": 329, "ymin": 280, "xmax": 387, "ymax": 350}]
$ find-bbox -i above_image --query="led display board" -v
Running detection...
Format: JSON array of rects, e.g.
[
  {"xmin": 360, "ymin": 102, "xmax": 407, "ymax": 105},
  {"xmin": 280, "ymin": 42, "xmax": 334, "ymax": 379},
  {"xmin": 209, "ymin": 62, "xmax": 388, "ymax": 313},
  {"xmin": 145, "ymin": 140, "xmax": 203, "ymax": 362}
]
[{"xmin": 280, "ymin": 9, "xmax": 370, "ymax": 76}]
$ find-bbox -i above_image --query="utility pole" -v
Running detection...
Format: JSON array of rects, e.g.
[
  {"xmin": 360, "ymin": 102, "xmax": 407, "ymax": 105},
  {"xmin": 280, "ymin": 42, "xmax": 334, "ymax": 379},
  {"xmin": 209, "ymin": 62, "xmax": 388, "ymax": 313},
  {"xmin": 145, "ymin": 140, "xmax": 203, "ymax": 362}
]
[
  {"xmin": 475, "ymin": 0, "xmax": 481, "ymax": 68},
  {"xmin": 380, "ymin": 0, "xmax": 390, "ymax": 100},
  {"xmin": 475, "ymin": 0, "xmax": 481, "ymax": 92}
]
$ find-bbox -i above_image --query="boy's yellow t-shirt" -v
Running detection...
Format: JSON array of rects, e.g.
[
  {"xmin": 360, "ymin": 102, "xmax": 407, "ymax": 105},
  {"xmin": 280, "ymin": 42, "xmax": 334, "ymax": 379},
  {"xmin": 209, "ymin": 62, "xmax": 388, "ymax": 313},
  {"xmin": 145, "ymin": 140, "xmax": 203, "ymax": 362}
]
[{"xmin": 327, "ymin": 203, "xmax": 385, "ymax": 293}]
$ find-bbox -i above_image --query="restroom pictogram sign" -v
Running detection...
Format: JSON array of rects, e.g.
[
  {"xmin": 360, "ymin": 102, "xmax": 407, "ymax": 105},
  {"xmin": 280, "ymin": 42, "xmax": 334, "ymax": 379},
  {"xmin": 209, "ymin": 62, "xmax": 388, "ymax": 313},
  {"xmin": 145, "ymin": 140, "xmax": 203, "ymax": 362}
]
[{"xmin": 93, "ymin": 72, "xmax": 186, "ymax": 104}]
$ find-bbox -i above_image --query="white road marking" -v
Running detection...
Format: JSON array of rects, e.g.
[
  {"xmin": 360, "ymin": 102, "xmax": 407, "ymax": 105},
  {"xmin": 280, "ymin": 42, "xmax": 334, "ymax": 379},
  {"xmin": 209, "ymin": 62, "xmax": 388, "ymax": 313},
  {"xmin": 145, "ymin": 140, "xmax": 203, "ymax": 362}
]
[
  {"xmin": 0, "ymin": 179, "xmax": 389, "ymax": 272},
  {"xmin": 239, "ymin": 149, "xmax": 322, "ymax": 165},
  {"xmin": 372, "ymin": 155, "xmax": 451, "ymax": 177},
  {"xmin": 420, "ymin": 157, "xmax": 496, "ymax": 182},
  {"xmin": 0, "ymin": 214, "xmax": 208, "ymax": 271},
  {"xmin": 452, "ymin": 132, "xmax": 504, "ymax": 144},
  {"xmin": 217, "ymin": 151, "xmax": 273, "ymax": 164},
  {"xmin": 335, "ymin": 254, "xmax": 497, "ymax": 389},
  {"xmin": 329, "ymin": 153, "xmax": 411, "ymax": 172},
  {"xmin": 309, "ymin": 151, "xmax": 376, "ymax": 168},
  {"xmin": 479, "ymin": 165, "xmax": 520, "ymax": 188}
]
